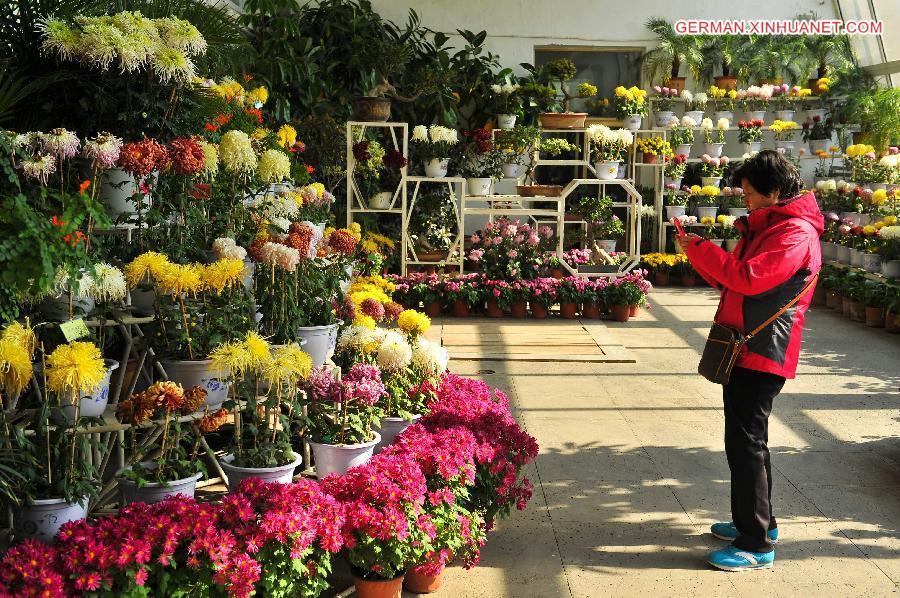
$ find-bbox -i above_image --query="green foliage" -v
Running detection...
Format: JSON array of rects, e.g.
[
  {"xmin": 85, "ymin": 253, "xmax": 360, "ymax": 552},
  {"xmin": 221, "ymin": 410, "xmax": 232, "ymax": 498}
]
[
  {"xmin": 642, "ymin": 17, "xmax": 704, "ymax": 83},
  {"xmin": 409, "ymin": 188, "xmax": 456, "ymax": 253},
  {"xmin": 255, "ymin": 260, "xmax": 344, "ymax": 343}
]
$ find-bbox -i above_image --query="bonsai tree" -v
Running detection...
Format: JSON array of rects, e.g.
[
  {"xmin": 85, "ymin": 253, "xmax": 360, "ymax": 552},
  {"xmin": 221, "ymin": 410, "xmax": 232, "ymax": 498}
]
[
  {"xmin": 643, "ymin": 18, "xmax": 704, "ymax": 84},
  {"xmin": 543, "ymin": 58, "xmax": 578, "ymax": 112},
  {"xmin": 353, "ymin": 36, "xmax": 420, "ymax": 101}
]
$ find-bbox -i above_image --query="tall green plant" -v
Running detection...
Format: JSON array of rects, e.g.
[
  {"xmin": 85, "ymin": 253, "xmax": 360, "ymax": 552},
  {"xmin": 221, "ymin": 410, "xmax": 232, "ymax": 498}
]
[{"xmin": 642, "ymin": 18, "xmax": 704, "ymax": 84}]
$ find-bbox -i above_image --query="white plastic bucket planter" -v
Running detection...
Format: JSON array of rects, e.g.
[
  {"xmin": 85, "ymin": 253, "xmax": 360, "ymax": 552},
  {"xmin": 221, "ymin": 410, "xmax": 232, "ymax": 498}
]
[
  {"xmin": 744, "ymin": 110, "xmax": 766, "ymax": 122},
  {"xmin": 664, "ymin": 176, "xmax": 682, "ymax": 189},
  {"xmin": 161, "ymin": 359, "xmax": 231, "ymax": 409},
  {"xmin": 725, "ymin": 239, "xmax": 740, "ymax": 252},
  {"xmin": 820, "ymin": 241, "xmax": 836, "ymax": 261},
  {"xmin": 297, "ymin": 323, "xmax": 339, "ymax": 367},
  {"xmin": 700, "ymin": 177, "xmax": 721, "ymax": 188},
  {"xmin": 368, "ymin": 191, "xmax": 393, "ymax": 210},
  {"xmin": 775, "ymin": 140, "xmax": 795, "ymax": 156},
  {"xmin": 310, "ymin": 432, "xmax": 381, "ymax": 477},
  {"xmin": 835, "ymin": 245, "xmax": 851, "ymax": 264},
  {"xmin": 696, "ymin": 206, "xmax": 719, "ymax": 219},
  {"xmin": 703, "ymin": 143, "xmax": 724, "ymax": 158},
  {"xmin": 17, "ymin": 497, "xmax": 88, "ymax": 543},
  {"xmin": 99, "ymin": 167, "xmax": 137, "ymax": 217},
  {"xmin": 654, "ymin": 110, "xmax": 674, "ymax": 128},
  {"xmin": 727, "ymin": 207, "xmax": 748, "ymax": 217},
  {"xmin": 862, "ymin": 253, "xmax": 882, "ymax": 273},
  {"xmin": 220, "ymin": 453, "xmax": 303, "ymax": 492},
  {"xmin": 713, "ymin": 111, "xmax": 733, "ymax": 123},
  {"xmin": 501, "ymin": 162, "xmax": 519, "ymax": 178},
  {"xmin": 623, "ymin": 114, "xmax": 642, "ymax": 131},
  {"xmin": 773, "ymin": 110, "xmax": 795, "ymax": 122},
  {"xmin": 424, "ymin": 158, "xmax": 449, "ymax": 178},
  {"xmin": 742, "ymin": 142, "xmax": 762, "ymax": 155},
  {"xmin": 466, "ymin": 177, "xmax": 492, "ymax": 196},
  {"xmin": 375, "ymin": 415, "xmax": 422, "ymax": 453},
  {"xmin": 665, "ymin": 205, "xmax": 686, "ymax": 220},
  {"xmin": 594, "ymin": 161, "xmax": 620, "ymax": 181},
  {"xmin": 496, "ymin": 114, "xmax": 517, "ymax": 129},
  {"xmin": 675, "ymin": 144, "xmax": 692, "ymax": 158},
  {"xmin": 882, "ymin": 260, "xmax": 900, "ymax": 279},
  {"xmin": 684, "ymin": 110, "xmax": 705, "ymax": 123},
  {"xmin": 118, "ymin": 464, "xmax": 203, "ymax": 505}
]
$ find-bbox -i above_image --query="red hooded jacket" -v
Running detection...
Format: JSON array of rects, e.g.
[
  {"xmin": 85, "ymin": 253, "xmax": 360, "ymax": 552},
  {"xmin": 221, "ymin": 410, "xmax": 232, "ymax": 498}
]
[{"xmin": 685, "ymin": 191, "xmax": 824, "ymax": 379}]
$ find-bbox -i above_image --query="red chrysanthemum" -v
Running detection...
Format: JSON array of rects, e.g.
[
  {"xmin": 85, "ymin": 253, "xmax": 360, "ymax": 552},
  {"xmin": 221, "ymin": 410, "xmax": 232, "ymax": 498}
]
[
  {"xmin": 327, "ymin": 230, "xmax": 357, "ymax": 255},
  {"xmin": 168, "ymin": 137, "xmax": 205, "ymax": 176},
  {"xmin": 359, "ymin": 298, "xmax": 385, "ymax": 320},
  {"xmin": 118, "ymin": 138, "xmax": 169, "ymax": 176}
]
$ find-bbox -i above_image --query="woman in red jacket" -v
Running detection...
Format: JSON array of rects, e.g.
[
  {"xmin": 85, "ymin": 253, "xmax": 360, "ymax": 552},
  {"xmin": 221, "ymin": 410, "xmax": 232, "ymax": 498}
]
[{"xmin": 679, "ymin": 150, "xmax": 823, "ymax": 572}]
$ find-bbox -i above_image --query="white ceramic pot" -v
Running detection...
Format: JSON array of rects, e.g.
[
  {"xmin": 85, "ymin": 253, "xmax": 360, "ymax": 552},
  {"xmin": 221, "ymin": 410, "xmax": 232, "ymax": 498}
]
[
  {"xmin": 744, "ymin": 110, "xmax": 766, "ymax": 122},
  {"xmin": 624, "ymin": 114, "xmax": 642, "ymax": 131},
  {"xmin": 99, "ymin": 167, "xmax": 137, "ymax": 217},
  {"xmin": 57, "ymin": 359, "xmax": 119, "ymax": 421},
  {"xmin": 806, "ymin": 108, "xmax": 828, "ymax": 122},
  {"xmin": 742, "ymin": 141, "xmax": 762, "ymax": 154},
  {"xmin": 220, "ymin": 452, "xmax": 303, "ymax": 492},
  {"xmin": 862, "ymin": 252, "xmax": 882, "ymax": 273},
  {"xmin": 684, "ymin": 110, "xmax": 705, "ymax": 123},
  {"xmin": 38, "ymin": 295, "xmax": 95, "ymax": 321},
  {"xmin": 704, "ymin": 143, "xmax": 724, "ymax": 158},
  {"xmin": 727, "ymin": 207, "xmax": 748, "ymax": 217},
  {"xmin": 774, "ymin": 110, "xmax": 795, "ymax": 122},
  {"xmin": 596, "ymin": 240, "xmax": 617, "ymax": 253},
  {"xmin": 119, "ymin": 464, "xmax": 203, "ymax": 505},
  {"xmin": 501, "ymin": 162, "xmax": 520, "ymax": 179},
  {"xmin": 129, "ymin": 286, "xmax": 156, "ymax": 315},
  {"xmin": 710, "ymin": 239, "xmax": 725, "ymax": 247},
  {"xmin": 665, "ymin": 205, "xmax": 686, "ymax": 220},
  {"xmin": 310, "ymin": 432, "xmax": 381, "ymax": 478},
  {"xmin": 466, "ymin": 177, "xmax": 492, "ymax": 196},
  {"xmin": 654, "ymin": 110, "xmax": 674, "ymax": 128},
  {"xmin": 497, "ymin": 114, "xmax": 517, "ymax": 129},
  {"xmin": 17, "ymin": 497, "xmax": 88, "ymax": 543},
  {"xmin": 696, "ymin": 206, "xmax": 719, "ymax": 219},
  {"xmin": 835, "ymin": 244, "xmax": 851, "ymax": 264},
  {"xmin": 675, "ymin": 143, "xmax": 692, "ymax": 158},
  {"xmin": 871, "ymin": 182, "xmax": 889, "ymax": 191},
  {"xmin": 808, "ymin": 139, "xmax": 830, "ymax": 154},
  {"xmin": 713, "ymin": 111, "xmax": 734, "ymax": 123},
  {"xmin": 424, "ymin": 158, "xmax": 449, "ymax": 178},
  {"xmin": 161, "ymin": 359, "xmax": 231, "ymax": 409},
  {"xmin": 851, "ymin": 248, "xmax": 865, "ymax": 267},
  {"xmin": 775, "ymin": 140, "xmax": 796, "ymax": 156},
  {"xmin": 701, "ymin": 177, "xmax": 722, "ymax": 188},
  {"xmin": 297, "ymin": 323, "xmax": 340, "ymax": 367},
  {"xmin": 594, "ymin": 161, "xmax": 620, "ymax": 181},
  {"xmin": 820, "ymin": 240, "xmax": 837, "ymax": 261},
  {"xmin": 724, "ymin": 239, "xmax": 740, "ymax": 252},
  {"xmin": 375, "ymin": 414, "xmax": 422, "ymax": 453},
  {"xmin": 664, "ymin": 176, "xmax": 682, "ymax": 189},
  {"xmin": 882, "ymin": 260, "xmax": 900, "ymax": 279},
  {"xmin": 368, "ymin": 191, "xmax": 393, "ymax": 210}
]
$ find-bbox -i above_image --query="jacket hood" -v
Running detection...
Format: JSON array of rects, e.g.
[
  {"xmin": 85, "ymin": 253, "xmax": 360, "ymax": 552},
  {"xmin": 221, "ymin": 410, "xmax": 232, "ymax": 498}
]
[{"xmin": 737, "ymin": 191, "xmax": 825, "ymax": 236}]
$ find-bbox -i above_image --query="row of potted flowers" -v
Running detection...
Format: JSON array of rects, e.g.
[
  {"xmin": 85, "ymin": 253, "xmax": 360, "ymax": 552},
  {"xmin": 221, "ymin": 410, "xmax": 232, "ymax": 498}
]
[
  {"xmin": 815, "ymin": 264, "xmax": 900, "ymax": 332},
  {"xmin": 821, "ymin": 213, "xmax": 900, "ymax": 278},
  {"xmin": 387, "ymin": 272, "xmax": 652, "ymax": 323},
  {"xmin": 0, "ymin": 370, "xmax": 539, "ymax": 597}
]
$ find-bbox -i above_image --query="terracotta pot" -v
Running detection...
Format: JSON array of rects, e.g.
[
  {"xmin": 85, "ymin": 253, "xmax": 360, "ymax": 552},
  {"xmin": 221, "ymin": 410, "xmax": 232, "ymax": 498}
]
[
  {"xmin": 404, "ymin": 569, "xmax": 442, "ymax": 594},
  {"xmin": 516, "ymin": 184, "xmax": 562, "ymax": 197},
  {"xmin": 451, "ymin": 300, "xmax": 470, "ymax": 318},
  {"xmin": 848, "ymin": 299, "xmax": 865, "ymax": 322},
  {"xmin": 424, "ymin": 301, "xmax": 442, "ymax": 318},
  {"xmin": 582, "ymin": 303, "xmax": 601, "ymax": 319},
  {"xmin": 531, "ymin": 303, "xmax": 549, "ymax": 319},
  {"xmin": 510, "ymin": 301, "xmax": 527, "ymax": 319},
  {"xmin": 886, "ymin": 311, "xmax": 900, "ymax": 333},
  {"xmin": 714, "ymin": 76, "xmax": 738, "ymax": 91},
  {"xmin": 559, "ymin": 302, "xmax": 578, "ymax": 319},
  {"xmin": 680, "ymin": 273, "xmax": 696, "ymax": 287},
  {"xmin": 354, "ymin": 97, "xmax": 392, "ymax": 121},
  {"xmin": 642, "ymin": 152, "xmax": 657, "ymax": 164},
  {"xmin": 629, "ymin": 304, "xmax": 640, "ymax": 317},
  {"xmin": 611, "ymin": 304, "xmax": 631, "ymax": 322},
  {"xmin": 539, "ymin": 112, "xmax": 588, "ymax": 129},
  {"xmin": 654, "ymin": 271, "xmax": 670, "ymax": 286},
  {"xmin": 353, "ymin": 572, "xmax": 404, "ymax": 598},
  {"xmin": 841, "ymin": 296, "xmax": 852, "ymax": 318},
  {"xmin": 825, "ymin": 290, "xmax": 841, "ymax": 310},
  {"xmin": 812, "ymin": 285, "xmax": 826, "ymax": 307},
  {"xmin": 666, "ymin": 77, "xmax": 686, "ymax": 93},
  {"xmin": 485, "ymin": 299, "xmax": 504, "ymax": 318},
  {"xmin": 550, "ymin": 268, "xmax": 565, "ymax": 280},
  {"xmin": 865, "ymin": 306, "xmax": 884, "ymax": 328}
]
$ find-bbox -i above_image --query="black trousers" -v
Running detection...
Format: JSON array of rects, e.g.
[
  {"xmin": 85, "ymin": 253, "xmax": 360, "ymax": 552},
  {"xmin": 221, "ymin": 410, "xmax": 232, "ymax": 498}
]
[{"xmin": 723, "ymin": 366, "xmax": 786, "ymax": 553}]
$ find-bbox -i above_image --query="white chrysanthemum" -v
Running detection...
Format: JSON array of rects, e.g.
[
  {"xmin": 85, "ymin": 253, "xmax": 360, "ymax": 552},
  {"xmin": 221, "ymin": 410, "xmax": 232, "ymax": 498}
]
[
  {"xmin": 616, "ymin": 128, "xmax": 634, "ymax": 146},
  {"xmin": 53, "ymin": 268, "xmax": 96, "ymax": 300},
  {"xmin": 411, "ymin": 125, "xmax": 428, "ymax": 142},
  {"xmin": 90, "ymin": 263, "xmax": 127, "ymax": 303},
  {"xmin": 20, "ymin": 154, "xmax": 56, "ymax": 185},
  {"xmin": 41, "ymin": 128, "xmax": 80, "ymax": 161},
  {"xmin": 880, "ymin": 226, "xmax": 900, "ymax": 240},
  {"xmin": 411, "ymin": 338, "xmax": 449, "ymax": 376},
  {"xmin": 155, "ymin": 17, "xmax": 207, "ymax": 56},
  {"xmin": 269, "ymin": 216, "xmax": 291, "ymax": 233},
  {"xmin": 257, "ymin": 149, "xmax": 291, "ymax": 183},
  {"xmin": 337, "ymin": 325, "xmax": 378, "ymax": 354},
  {"xmin": 716, "ymin": 118, "xmax": 730, "ymax": 130},
  {"xmin": 213, "ymin": 237, "xmax": 236, "ymax": 255},
  {"xmin": 694, "ymin": 92, "xmax": 708, "ymax": 105},
  {"xmin": 679, "ymin": 89, "xmax": 693, "ymax": 102},
  {"xmin": 700, "ymin": 117, "xmax": 713, "ymax": 130},
  {"xmin": 824, "ymin": 179, "xmax": 837, "ymax": 191},
  {"xmin": 151, "ymin": 47, "xmax": 196, "ymax": 84},
  {"xmin": 681, "ymin": 115, "xmax": 697, "ymax": 128},
  {"xmin": 116, "ymin": 31, "xmax": 154, "ymax": 73},
  {"xmin": 377, "ymin": 330, "xmax": 412, "ymax": 372},
  {"xmin": 501, "ymin": 82, "xmax": 516, "ymax": 94},
  {"xmin": 219, "ymin": 130, "xmax": 257, "ymax": 174},
  {"xmin": 837, "ymin": 180, "xmax": 851, "ymax": 191},
  {"xmin": 667, "ymin": 116, "xmax": 679, "ymax": 129},
  {"xmin": 490, "ymin": 84, "xmax": 502, "ymax": 94},
  {"xmin": 83, "ymin": 132, "xmax": 123, "ymax": 169}
]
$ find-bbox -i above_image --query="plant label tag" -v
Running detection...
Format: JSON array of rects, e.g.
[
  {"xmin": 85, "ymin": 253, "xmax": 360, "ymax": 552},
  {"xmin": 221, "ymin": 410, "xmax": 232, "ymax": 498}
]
[{"xmin": 60, "ymin": 318, "xmax": 89, "ymax": 342}]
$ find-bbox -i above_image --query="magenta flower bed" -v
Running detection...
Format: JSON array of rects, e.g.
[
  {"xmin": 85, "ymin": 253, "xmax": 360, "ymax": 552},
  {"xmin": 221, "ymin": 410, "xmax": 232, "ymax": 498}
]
[{"xmin": 0, "ymin": 374, "xmax": 537, "ymax": 597}]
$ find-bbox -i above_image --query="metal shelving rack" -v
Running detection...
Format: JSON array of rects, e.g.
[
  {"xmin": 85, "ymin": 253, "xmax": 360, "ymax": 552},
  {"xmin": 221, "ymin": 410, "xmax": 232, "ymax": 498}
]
[{"xmin": 404, "ymin": 176, "xmax": 466, "ymax": 271}]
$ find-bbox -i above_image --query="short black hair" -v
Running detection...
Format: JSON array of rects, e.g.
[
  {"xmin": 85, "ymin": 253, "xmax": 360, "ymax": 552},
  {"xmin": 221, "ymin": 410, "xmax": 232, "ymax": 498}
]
[{"xmin": 730, "ymin": 149, "xmax": 802, "ymax": 199}]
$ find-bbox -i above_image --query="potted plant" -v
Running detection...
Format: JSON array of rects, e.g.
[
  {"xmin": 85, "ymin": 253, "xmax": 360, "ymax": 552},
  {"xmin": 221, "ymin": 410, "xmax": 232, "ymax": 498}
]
[
  {"xmin": 538, "ymin": 58, "xmax": 589, "ymax": 128},
  {"xmin": 575, "ymin": 195, "xmax": 625, "ymax": 253},
  {"xmin": 490, "ymin": 78, "xmax": 523, "ymax": 129},
  {"xmin": 608, "ymin": 276, "xmax": 646, "ymax": 322},
  {"xmin": 694, "ymin": 185, "xmax": 722, "ymax": 219},
  {"xmin": 302, "ymin": 363, "xmax": 386, "ymax": 477},
  {"xmin": 614, "ymin": 85, "xmax": 649, "ymax": 131},
  {"xmin": 494, "ymin": 125, "xmax": 541, "ymax": 179},
  {"xmin": 718, "ymin": 215, "xmax": 742, "ymax": 251},
  {"xmin": 879, "ymin": 225, "xmax": 900, "ymax": 278},
  {"xmin": 456, "ymin": 128, "xmax": 504, "ymax": 196},
  {"xmin": 723, "ymin": 186, "xmax": 747, "ymax": 216},
  {"xmin": 353, "ymin": 36, "xmax": 420, "ymax": 121},
  {"xmin": 683, "ymin": 90, "xmax": 709, "ymax": 123},
  {"xmin": 211, "ymin": 336, "xmax": 312, "ymax": 491},
  {"xmin": 642, "ymin": 18, "xmax": 704, "ymax": 91},
  {"xmin": 651, "ymin": 85, "xmax": 680, "ymax": 127},
  {"xmin": 885, "ymin": 285, "xmax": 900, "ymax": 332},
  {"xmin": 587, "ymin": 125, "xmax": 633, "ymax": 181},
  {"xmin": 641, "ymin": 252, "xmax": 678, "ymax": 286},
  {"xmin": 518, "ymin": 137, "xmax": 580, "ymax": 196},
  {"xmin": 701, "ymin": 116, "xmax": 729, "ymax": 157},
  {"xmin": 664, "ymin": 153, "xmax": 688, "ymax": 188},
  {"xmin": 802, "ymin": 114, "xmax": 834, "ymax": 154},
  {"xmin": 411, "ymin": 125, "xmax": 459, "ymax": 178},
  {"xmin": 770, "ymin": 119, "xmax": 801, "ymax": 156},
  {"xmin": 669, "ymin": 115, "xmax": 697, "ymax": 157},
  {"xmin": 527, "ymin": 278, "xmax": 559, "ymax": 318},
  {"xmin": 664, "ymin": 185, "xmax": 689, "ymax": 220},
  {"xmin": 738, "ymin": 85, "xmax": 774, "ymax": 122},
  {"xmin": 443, "ymin": 277, "xmax": 482, "ymax": 317},
  {"xmin": 581, "ymin": 279, "xmax": 610, "ymax": 318},
  {"xmin": 708, "ymin": 85, "xmax": 739, "ymax": 121},
  {"xmin": 352, "ymin": 139, "xmax": 408, "ymax": 210},
  {"xmin": 676, "ymin": 258, "xmax": 698, "ymax": 287},
  {"xmin": 556, "ymin": 277, "xmax": 585, "ymax": 319},
  {"xmin": 699, "ymin": 155, "xmax": 730, "ymax": 188},
  {"xmin": 636, "ymin": 136, "xmax": 672, "ymax": 164},
  {"xmin": 861, "ymin": 281, "xmax": 888, "ymax": 328},
  {"xmin": 738, "ymin": 119, "xmax": 765, "ymax": 154},
  {"xmin": 703, "ymin": 34, "xmax": 745, "ymax": 90}
]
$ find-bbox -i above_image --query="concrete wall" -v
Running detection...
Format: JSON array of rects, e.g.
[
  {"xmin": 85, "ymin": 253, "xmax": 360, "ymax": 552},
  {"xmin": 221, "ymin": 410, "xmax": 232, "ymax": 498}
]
[{"xmin": 369, "ymin": 0, "xmax": 837, "ymax": 75}]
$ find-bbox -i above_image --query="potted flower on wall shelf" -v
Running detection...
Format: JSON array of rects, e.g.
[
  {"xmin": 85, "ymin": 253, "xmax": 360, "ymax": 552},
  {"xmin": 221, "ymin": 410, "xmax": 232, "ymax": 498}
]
[
  {"xmin": 587, "ymin": 125, "xmax": 633, "ymax": 181},
  {"xmin": 636, "ymin": 136, "xmax": 672, "ymax": 164},
  {"xmin": 699, "ymin": 155, "xmax": 730, "ymax": 188},
  {"xmin": 518, "ymin": 137, "xmax": 580, "ymax": 196},
  {"xmin": 682, "ymin": 90, "xmax": 708, "ymax": 123},
  {"xmin": 770, "ymin": 119, "xmax": 801, "ymax": 156},
  {"xmin": 538, "ymin": 58, "xmax": 589, "ymax": 129},
  {"xmin": 411, "ymin": 125, "xmax": 459, "ymax": 178},
  {"xmin": 490, "ymin": 78, "xmax": 523, "ymax": 129},
  {"xmin": 708, "ymin": 85, "xmax": 739, "ymax": 122},
  {"xmin": 693, "ymin": 185, "xmax": 722, "ymax": 219},
  {"xmin": 614, "ymin": 85, "xmax": 649, "ymax": 131},
  {"xmin": 494, "ymin": 125, "xmax": 541, "ymax": 179},
  {"xmin": 652, "ymin": 85, "xmax": 680, "ymax": 127},
  {"xmin": 664, "ymin": 153, "xmax": 688, "ymax": 188},
  {"xmin": 664, "ymin": 184, "xmax": 689, "ymax": 220},
  {"xmin": 738, "ymin": 119, "xmax": 765, "ymax": 154},
  {"xmin": 668, "ymin": 115, "xmax": 697, "ymax": 157},
  {"xmin": 701, "ymin": 117, "xmax": 730, "ymax": 158},
  {"xmin": 352, "ymin": 139, "xmax": 408, "ymax": 210},
  {"xmin": 456, "ymin": 128, "xmax": 504, "ymax": 196},
  {"xmin": 802, "ymin": 114, "xmax": 834, "ymax": 154}
]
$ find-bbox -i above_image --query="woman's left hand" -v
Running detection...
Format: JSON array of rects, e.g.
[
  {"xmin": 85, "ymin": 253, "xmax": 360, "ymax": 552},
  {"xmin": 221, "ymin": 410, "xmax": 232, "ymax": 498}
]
[{"xmin": 678, "ymin": 232, "xmax": 703, "ymax": 246}]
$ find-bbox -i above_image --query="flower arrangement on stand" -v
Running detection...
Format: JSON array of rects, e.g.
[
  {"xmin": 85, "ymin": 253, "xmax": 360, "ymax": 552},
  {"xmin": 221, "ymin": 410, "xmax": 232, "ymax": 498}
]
[
  {"xmin": 692, "ymin": 184, "xmax": 722, "ymax": 218},
  {"xmin": 490, "ymin": 79, "xmax": 523, "ymax": 128},
  {"xmin": 681, "ymin": 90, "xmax": 708, "ymax": 121},
  {"xmin": 668, "ymin": 115, "xmax": 696, "ymax": 157},
  {"xmin": 664, "ymin": 153, "xmax": 688, "ymax": 188},
  {"xmin": 699, "ymin": 155, "xmax": 730, "ymax": 188},
  {"xmin": 700, "ymin": 117, "xmax": 729, "ymax": 157},
  {"xmin": 411, "ymin": 126, "xmax": 459, "ymax": 178},
  {"xmin": 738, "ymin": 119, "xmax": 765, "ymax": 154},
  {"xmin": 574, "ymin": 194, "xmax": 625, "ymax": 253},
  {"xmin": 635, "ymin": 136, "xmax": 672, "ymax": 164},
  {"xmin": 352, "ymin": 139, "xmax": 408, "ymax": 209},
  {"xmin": 467, "ymin": 219, "xmax": 554, "ymax": 280},
  {"xmin": 845, "ymin": 144, "xmax": 879, "ymax": 186},
  {"xmin": 614, "ymin": 86, "xmax": 649, "ymax": 131},
  {"xmin": 738, "ymin": 85, "xmax": 774, "ymax": 120},
  {"xmin": 770, "ymin": 120, "xmax": 800, "ymax": 156},
  {"xmin": 587, "ymin": 125, "xmax": 633, "ymax": 180},
  {"xmin": 652, "ymin": 85, "xmax": 679, "ymax": 126},
  {"xmin": 723, "ymin": 186, "xmax": 747, "ymax": 216},
  {"xmin": 708, "ymin": 85, "xmax": 739, "ymax": 120},
  {"xmin": 456, "ymin": 128, "xmax": 504, "ymax": 196},
  {"xmin": 494, "ymin": 125, "xmax": 540, "ymax": 179}
]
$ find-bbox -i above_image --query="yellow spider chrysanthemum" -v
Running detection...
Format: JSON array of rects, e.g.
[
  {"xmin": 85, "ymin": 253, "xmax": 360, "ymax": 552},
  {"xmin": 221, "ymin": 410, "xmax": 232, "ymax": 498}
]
[
  {"xmin": 156, "ymin": 263, "xmax": 203, "ymax": 296},
  {"xmin": 251, "ymin": 127, "xmax": 269, "ymax": 141},
  {"xmin": 1, "ymin": 321, "xmax": 36, "ymax": 358},
  {"xmin": 201, "ymin": 258, "xmax": 246, "ymax": 293},
  {"xmin": 264, "ymin": 343, "xmax": 312, "ymax": 385},
  {"xmin": 246, "ymin": 85, "xmax": 268, "ymax": 107},
  {"xmin": 276, "ymin": 124, "xmax": 297, "ymax": 149},
  {"xmin": 397, "ymin": 309, "xmax": 431, "ymax": 338},
  {"xmin": 0, "ymin": 338, "xmax": 33, "ymax": 397},
  {"xmin": 242, "ymin": 331, "xmax": 271, "ymax": 370},
  {"xmin": 124, "ymin": 251, "xmax": 171, "ymax": 287},
  {"xmin": 209, "ymin": 340, "xmax": 253, "ymax": 379},
  {"xmin": 45, "ymin": 341, "xmax": 107, "ymax": 398}
]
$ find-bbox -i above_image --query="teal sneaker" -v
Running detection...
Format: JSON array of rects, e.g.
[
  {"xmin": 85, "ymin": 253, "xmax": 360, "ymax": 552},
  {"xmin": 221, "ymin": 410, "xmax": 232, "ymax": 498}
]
[
  {"xmin": 710, "ymin": 522, "xmax": 778, "ymax": 544},
  {"xmin": 707, "ymin": 545, "xmax": 775, "ymax": 571}
]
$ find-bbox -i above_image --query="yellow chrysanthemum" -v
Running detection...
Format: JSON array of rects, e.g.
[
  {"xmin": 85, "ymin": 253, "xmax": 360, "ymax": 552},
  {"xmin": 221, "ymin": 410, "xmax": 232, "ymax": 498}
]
[
  {"xmin": 871, "ymin": 189, "xmax": 888, "ymax": 206},
  {"xmin": 285, "ymin": 190, "xmax": 304, "ymax": 207},
  {"xmin": 45, "ymin": 341, "xmax": 106, "ymax": 398},
  {"xmin": 242, "ymin": 331, "xmax": 271, "ymax": 370},
  {"xmin": 361, "ymin": 240, "xmax": 378, "ymax": 254},
  {"xmin": 124, "ymin": 251, "xmax": 171, "ymax": 287},
  {"xmin": 264, "ymin": 343, "xmax": 312, "ymax": 385},
  {"xmin": 156, "ymin": 263, "xmax": 203, "ymax": 296},
  {"xmin": 246, "ymin": 86, "xmax": 268, "ymax": 106},
  {"xmin": 201, "ymin": 258, "xmax": 246, "ymax": 293},
  {"xmin": 728, "ymin": 89, "xmax": 739, "ymax": 100},
  {"xmin": 251, "ymin": 127, "xmax": 269, "ymax": 141},
  {"xmin": 198, "ymin": 140, "xmax": 218, "ymax": 177},
  {"xmin": 883, "ymin": 215, "xmax": 897, "ymax": 226},
  {"xmin": 690, "ymin": 184, "xmax": 701, "ymax": 195},
  {"xmin": 700, "ymin": 216, "xmax": 715, "ymax": 226},
  {"xmin": 874, "ymin": 222, "xmax": 885, "ymax": 230},
  {"xmin": 309, "ymin": 182, "xmax": 326, "ymax": 198},
  {"xmin": 257, "ymin": 149, "xmax": 291, "ymax": 183},
  {"xmin": 397, "ymin": 309, "xmax": 430, "ymax": 338},
  {"xmin": 701, "ymin": 185, "xmax": 721, "ymax": 196},
  {"xmin": 862, "ymin": 225, "xmax": 877, "ymax": 235},
  {"xmin": 0, "ymin": 338, "xmax": 33, "ymax": 397},
  {"xmin": 2, "ymin": 321, "xmax": 36, "ymax": 358},
  {"xmin": 209, "ymin": 340, "xmax": 253, "ymax": 378},
  {"xmin": 276, "ymin": 124, "xmax": 297, "ymax": 149},
  {"xmin": 353, "ymin": 313, "xmax": 377, "ymax": 329}
]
